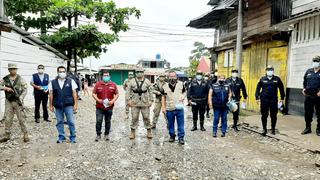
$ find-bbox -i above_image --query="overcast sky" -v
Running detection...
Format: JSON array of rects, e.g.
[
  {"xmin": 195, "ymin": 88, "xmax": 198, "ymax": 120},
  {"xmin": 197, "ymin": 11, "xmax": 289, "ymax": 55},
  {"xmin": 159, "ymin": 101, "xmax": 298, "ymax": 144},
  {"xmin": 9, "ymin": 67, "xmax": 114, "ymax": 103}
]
[{"xmin": 82, "ymin": 0, "xmax": 215, "ymax": 69}]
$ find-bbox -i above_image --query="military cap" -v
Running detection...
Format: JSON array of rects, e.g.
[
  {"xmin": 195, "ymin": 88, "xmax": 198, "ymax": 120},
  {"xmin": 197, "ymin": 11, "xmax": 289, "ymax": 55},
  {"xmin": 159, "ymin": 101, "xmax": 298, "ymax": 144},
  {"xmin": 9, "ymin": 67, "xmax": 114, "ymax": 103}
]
[
  {"xmin": 313, "ymin": 56, "xmax": 320, "ymax": 62},
  {"xmin": 266, "ymin": 65, "xmax": 274, "ymax": 70},
  {"xmin": 8, "ymin": 63, "xmax": 18, "ymax": 69}
]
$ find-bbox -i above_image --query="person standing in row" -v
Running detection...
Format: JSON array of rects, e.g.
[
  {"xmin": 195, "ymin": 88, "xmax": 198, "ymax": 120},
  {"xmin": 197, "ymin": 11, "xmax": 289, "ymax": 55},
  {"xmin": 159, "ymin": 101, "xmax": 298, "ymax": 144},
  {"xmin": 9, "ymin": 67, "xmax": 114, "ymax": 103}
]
[
  {"xmin": 30, "ymin": 64, "xmax": 50, "ymax": 123},
  {"xmin": 301, "ymin": 56, "xmax": 320, "ymax": 136},
  {"xmin": 68, "ymin": 64, "xmax": 82, "ymax": 100},
  {"xmin": 188, "ymin": 71, "xmax": 209, "ymax": 131},
  {"xmin": 162, "ymin": 70, "xmax": 186, "ymax": 145},
  {"xmin": 0, "ymin": 63, "xmax": 29, "ymax": 142},
  {"xmin": 92, "ymin": 71, "xmax": 119, "ymax": 141},
  {"xmin": 152, "ymin": 73, "xmax": 167, "ymax": 129},
  {"xmin": 208, "ymin": 75, "xmax": 232, "ymax": 138},
  {"xmin": 255, "ymin": 65, "xmax": 285, "ymax": 136},
  {"xmin": 226, "ymin": 69, "xmax": 247, "ymax": 131},
  {"xmin": 123, "ymin": 71, "xmax": 134, "ymax": 119},
  {"xmin": 49, "ymin": 66, "xmax": 78, "ymax": 143},
  {"xmin": 127, "ymin": 68, "xmax": 153, "ymax": 139}
]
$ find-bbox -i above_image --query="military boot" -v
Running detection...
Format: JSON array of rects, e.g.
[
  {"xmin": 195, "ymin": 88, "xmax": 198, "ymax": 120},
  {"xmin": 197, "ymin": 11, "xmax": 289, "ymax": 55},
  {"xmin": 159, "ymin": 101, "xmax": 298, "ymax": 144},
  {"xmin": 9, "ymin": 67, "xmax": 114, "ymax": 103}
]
[
  {"xmin": 147, "ymin": 129, "xmax": 153, "ymax": 139},
  {"xmin": 0, "ymin": 132, "xmax": 11, "ymax": 143},
  {"xmin": 261, "ymin": 129, "xmax": 267, "ymax": 136},
  {"xmin": 23, "ymin": 133, "xmax": 30, "ymax": 142},
  {"xmin": 129, "ymin": 129, "xmax": 135, "ymax": 139},
  {"xmin": 301, "ymin": 126, "xmax": 312, "ymax": 135},
  {"xmin": 200, "ymin": 121, "xmax": 206, "ymax": 131}
]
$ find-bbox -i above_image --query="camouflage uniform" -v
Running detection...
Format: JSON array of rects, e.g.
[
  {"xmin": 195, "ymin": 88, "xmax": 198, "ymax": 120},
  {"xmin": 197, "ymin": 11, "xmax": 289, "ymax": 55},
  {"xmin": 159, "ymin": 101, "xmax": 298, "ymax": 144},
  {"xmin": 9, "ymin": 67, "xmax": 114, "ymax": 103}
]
[
  {"xmin": 152, "ymin": 75, "xmax": 167, "ymax": 127},
  {"xmin": 128, "ymin": 77, "xmax": 153, "ymax": 130},
  {"xmin": 123, "ymin": 72, "xmax": 134, "ymax": 119},
  {"xmin": 0, "ymin": 63, "xmax": 29, "ymax": 142}
]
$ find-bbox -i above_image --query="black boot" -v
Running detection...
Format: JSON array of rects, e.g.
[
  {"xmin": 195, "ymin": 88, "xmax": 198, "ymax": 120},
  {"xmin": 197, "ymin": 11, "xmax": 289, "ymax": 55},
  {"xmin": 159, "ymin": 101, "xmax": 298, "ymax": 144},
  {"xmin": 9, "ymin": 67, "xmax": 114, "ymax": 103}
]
[
  {"xmin": 316, "ymin": 128, "xmax": 320, "ymax": 136},
  {"xmin": 301, "ymin": 127, "xmax": 312, "ymax": 135},
  {"xmin": 271, "ymin": 129, "xmax": 276, "ymax": 135},
  {"xmin": 233, "ymin": 120, "xmax": 239, "ymax": 132},
  {"xmin": 261, "ymin": 128, "xmax": 267, "ymax": 136},
  {"xmin": 191, "ymin": 121, "xmax": 197, "ymax": 131},
  {"xmin": 200, "ymin": 121, "xmax": 206, "ymax": 131}
]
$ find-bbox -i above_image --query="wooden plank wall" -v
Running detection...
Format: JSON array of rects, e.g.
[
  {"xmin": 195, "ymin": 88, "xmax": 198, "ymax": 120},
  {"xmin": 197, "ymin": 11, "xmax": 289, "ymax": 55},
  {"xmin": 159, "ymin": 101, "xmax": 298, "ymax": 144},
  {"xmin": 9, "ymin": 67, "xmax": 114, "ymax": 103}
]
[{"xmin": 0, "ymin": 31, "xmax": 65, "ymax": 118}]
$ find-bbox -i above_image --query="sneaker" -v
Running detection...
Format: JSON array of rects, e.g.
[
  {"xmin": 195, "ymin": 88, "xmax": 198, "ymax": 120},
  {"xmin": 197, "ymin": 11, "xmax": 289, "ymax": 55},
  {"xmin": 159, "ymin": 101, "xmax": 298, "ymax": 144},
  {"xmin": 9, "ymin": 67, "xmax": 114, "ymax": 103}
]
[
  {"xmin": 190, "ymin": 127, "xmax": 197, "ymax": 131},
  {"xmin": 169, "ymin": 136, "xmax": 175, "ymax": 142},
  {"xmin": 213, "ymin": 133, "xmax": 217, "ymax": 138},
  {"xmin": 301, "ymin": 127, "xmax": 312, "ymax": 135},
  {"xmin": 56, "ymin": 139, "xmax": 66, "ymax": 144},
  {"xmin": 105, "ymin": 135, "xmax": 110, "ymax": 141},
  {"xmin": 178, "ymin": 139, "xmax": 185, "ymax": 145},
  {"xmin": 200, "ymin": 126, "xmax": 206, "ymax": 131},
  {"xmin": 95, "ymin": 135, "xmax": 101, "ymax": 142},
  {"xmin": 221, "ymin": 133, "xmax": 226, "ymax": 137},
  {"xmin": 70, "ymin": 140, "xmax": 76, "ymax": 144}
]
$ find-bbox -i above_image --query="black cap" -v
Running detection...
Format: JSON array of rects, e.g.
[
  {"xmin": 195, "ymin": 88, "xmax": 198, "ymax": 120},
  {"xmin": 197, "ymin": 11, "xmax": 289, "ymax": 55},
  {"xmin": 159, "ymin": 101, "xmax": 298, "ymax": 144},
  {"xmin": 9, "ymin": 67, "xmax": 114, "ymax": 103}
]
[
  {"xmin": 231, "ymin": 68, "xmax": 238, "ymax": 73},
  {"xmin": 313, "ymin": 56, "xmax": 320, "ymax": 62},
  {"xmin": 266, "ymin": 65, "xmax": 274, "ymax": 70}
]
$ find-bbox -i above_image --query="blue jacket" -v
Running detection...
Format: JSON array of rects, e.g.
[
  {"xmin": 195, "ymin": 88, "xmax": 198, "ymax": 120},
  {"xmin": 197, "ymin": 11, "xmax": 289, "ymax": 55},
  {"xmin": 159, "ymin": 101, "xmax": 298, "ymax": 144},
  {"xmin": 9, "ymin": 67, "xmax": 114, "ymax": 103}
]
[
  {"xmin": 32, "ymin": 73, "xmax": 49, "ymax": 94},
  {"xmin": 211, "ymin": 82, "xmax": 230, "ymax": 108},
  {"xmin": 52, "ymin": 78, "xmax": 74, "ymax": 108}
]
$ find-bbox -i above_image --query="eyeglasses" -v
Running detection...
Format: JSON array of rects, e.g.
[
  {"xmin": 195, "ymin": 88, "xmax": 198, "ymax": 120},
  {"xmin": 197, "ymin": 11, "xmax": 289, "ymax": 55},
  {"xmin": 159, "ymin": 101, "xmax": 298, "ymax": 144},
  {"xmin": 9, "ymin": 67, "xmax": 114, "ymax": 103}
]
[
  {"xmin": 58, "ymin": 71, "xmax": 66, "ymax": 73},
  {"xmin": 38, "ymin": 68, "xmax": 44, "ymax": 69}
]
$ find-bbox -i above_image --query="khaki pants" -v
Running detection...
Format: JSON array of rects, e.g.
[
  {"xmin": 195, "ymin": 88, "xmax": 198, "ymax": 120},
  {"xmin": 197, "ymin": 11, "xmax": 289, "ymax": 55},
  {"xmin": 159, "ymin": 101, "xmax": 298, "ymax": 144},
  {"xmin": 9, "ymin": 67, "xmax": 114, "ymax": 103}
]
[
  {"xmin": 125, "ymin": 93, "xmax": 130, "ymax": 115},
  {"xmin": 131, "ymin": 107, "xmax": 152, "ymax": 130},
  {"xmin": 5, "ymin": 100, "xmax": 28, "ymax": 134},
  {"xmin": 152, "ymin": 100, "xmax": 162, "ymax": 125}
]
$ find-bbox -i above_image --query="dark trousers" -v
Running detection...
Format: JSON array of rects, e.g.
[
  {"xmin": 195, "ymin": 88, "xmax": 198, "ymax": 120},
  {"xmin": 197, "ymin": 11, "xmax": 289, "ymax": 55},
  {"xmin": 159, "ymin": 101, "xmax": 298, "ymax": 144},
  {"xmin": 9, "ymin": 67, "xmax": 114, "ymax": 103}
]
[
  {"xmin": 304, "ymin": 96, "xmax": 320, "ymax": 129},
  {"xmin": 34, "ymin": 92, "xmax": 49, "ymax": 120},
  {"xmin": 191, "ymin": 102, "xmax": 206, "ymax": 127},
  {"xmin": 96, "ymin": 108, "xmax": 113, "ymax": 136},
  {"xmin": 260, "ymin": 101, "xmax": 278, "ymax": 130},
  {"xmin": 206, "ymin": 104, "xmax": 210, "ymax": 115},
  {"xmin": 232, "ymin": 102, "xmax": 240, "ymax": 126}
]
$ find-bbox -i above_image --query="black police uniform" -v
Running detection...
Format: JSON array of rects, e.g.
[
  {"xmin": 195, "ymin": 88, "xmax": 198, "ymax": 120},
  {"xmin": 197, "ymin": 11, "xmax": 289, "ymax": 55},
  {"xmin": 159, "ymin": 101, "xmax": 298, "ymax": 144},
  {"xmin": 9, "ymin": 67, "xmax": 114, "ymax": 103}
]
[
  {"xmin": 187, "ymin": 79, "xmax": 209, "ymax": 131},
  {"xmin": 255, "ymin": 75, "xmax": 285, "ymax": 134},
  {"xmin": 226, "ymin": 77, "xmax": 248, "ymax": 129},
  {"xmin": 205, "ymin": 76, "xmax": 218, "ymax": 117},
  {"xmin": 303, "ymin": 68, "xmax": 320, "ymax": 134}
]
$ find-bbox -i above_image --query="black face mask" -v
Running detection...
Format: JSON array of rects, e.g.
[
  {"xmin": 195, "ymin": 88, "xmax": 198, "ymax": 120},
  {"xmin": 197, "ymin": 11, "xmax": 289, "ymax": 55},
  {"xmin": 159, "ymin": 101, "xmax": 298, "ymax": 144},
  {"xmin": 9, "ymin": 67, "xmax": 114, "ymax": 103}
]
[
  {"xmin": 218, "ymin": 80, "xmax": 224, "ymax": 84},
  {"xmin": 169, "ymin": 79, "xmax": 177, "ymax": 84}
]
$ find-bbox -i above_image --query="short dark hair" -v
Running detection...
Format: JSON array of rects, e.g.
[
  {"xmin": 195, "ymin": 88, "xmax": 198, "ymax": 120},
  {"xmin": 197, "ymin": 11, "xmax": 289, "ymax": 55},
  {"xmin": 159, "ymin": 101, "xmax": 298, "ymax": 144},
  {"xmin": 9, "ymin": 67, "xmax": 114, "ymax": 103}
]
[
  {"xmin": 57, "ymin": 66, "xmax": 66, "ymax": 72},
  {"xmin": 38, "ymin": 64, "xmax": 44, "ymax": 69}
]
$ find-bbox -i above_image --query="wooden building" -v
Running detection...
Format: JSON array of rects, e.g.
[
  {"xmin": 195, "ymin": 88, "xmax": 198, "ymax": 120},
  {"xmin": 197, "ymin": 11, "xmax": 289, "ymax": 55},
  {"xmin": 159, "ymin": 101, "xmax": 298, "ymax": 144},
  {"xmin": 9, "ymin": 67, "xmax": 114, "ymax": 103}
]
[{"xmin": 188, "ymin": 0, "xmax": 292, "ymax": 111}]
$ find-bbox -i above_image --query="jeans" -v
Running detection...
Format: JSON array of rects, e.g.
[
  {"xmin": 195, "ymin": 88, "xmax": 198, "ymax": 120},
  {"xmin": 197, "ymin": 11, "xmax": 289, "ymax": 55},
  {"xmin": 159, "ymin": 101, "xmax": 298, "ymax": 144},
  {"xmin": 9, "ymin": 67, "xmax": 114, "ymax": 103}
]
[
  {"xmin": 34, "ymin": 92, "xmax": 49, "ymax": 120},
  {"xmin": 96, "ymin": 108, "xmax": 113, "ymax": 136},
  {"xmin": 55, "ymin": 106, "xmax": 76, "ymax": 141},
  {"xmin": 213, "ymin": 107, "xmax": 228, "ymax": 134},
  {"xmin": 166, "ymin": 109, "xmax": 185, "ymax": 140}
]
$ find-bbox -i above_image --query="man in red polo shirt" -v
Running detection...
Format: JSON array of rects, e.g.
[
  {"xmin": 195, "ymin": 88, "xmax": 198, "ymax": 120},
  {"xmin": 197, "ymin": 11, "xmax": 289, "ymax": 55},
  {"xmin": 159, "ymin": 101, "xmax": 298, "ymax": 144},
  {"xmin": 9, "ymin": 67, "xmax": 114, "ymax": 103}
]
[{"xmin": 92, "ymin": 71, "xmax": 119, "ymax": 141}]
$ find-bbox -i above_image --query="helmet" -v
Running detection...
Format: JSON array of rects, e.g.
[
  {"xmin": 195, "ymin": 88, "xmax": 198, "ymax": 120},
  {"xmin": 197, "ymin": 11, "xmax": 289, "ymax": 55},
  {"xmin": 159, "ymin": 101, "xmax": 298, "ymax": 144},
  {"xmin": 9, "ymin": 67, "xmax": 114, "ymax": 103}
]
[
  {"xmin": 135, "ymin": 67, "xmax": 145, "ymax": 72},
  {"xmin": 227, "ymin": 100, "xmax": 238, "ymax": 112},
  {"xmin": 159, "ymin": 72, "xmax": 166, "ymax": 77}
]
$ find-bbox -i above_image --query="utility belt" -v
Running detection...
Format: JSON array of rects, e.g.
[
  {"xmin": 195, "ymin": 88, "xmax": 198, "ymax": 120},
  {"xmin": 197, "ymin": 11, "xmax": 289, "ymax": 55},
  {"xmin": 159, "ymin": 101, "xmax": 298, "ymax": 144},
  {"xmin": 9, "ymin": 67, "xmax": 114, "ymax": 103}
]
[
  {"xmin": 133, "ymin": 89, "xmax": 147, "ymax": 96},
  {"xmin": 192, "ymin": 97, "xmax": 207, "ymax": 101}
]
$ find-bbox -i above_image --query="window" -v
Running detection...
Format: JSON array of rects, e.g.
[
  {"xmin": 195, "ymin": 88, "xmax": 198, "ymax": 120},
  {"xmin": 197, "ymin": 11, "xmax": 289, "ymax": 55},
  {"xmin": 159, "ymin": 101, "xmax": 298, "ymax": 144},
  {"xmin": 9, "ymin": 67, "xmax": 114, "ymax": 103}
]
[
  {"xmin": 294, "ymin": 14, "xmax": 320, "ymax": 44},
  {"xmin": 224, "ymin": 49, "xmax": 233, "ymax": 67}
]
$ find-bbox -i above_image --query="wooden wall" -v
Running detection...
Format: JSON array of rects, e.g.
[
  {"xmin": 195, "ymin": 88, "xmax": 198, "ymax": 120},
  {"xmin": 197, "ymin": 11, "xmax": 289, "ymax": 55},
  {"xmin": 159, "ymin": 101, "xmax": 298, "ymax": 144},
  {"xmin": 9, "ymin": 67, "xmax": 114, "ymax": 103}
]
[{"xmin": 0, "ymin": 30, "xmax": 65, "ymax": 118}]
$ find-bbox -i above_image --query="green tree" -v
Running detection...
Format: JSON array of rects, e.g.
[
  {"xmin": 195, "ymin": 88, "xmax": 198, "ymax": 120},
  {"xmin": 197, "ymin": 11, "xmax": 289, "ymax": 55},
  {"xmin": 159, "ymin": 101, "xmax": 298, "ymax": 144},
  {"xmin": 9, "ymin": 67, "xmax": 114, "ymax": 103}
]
[{"xmin": 188, "ymin": 42, "xmax": 210, "ymax": 77}]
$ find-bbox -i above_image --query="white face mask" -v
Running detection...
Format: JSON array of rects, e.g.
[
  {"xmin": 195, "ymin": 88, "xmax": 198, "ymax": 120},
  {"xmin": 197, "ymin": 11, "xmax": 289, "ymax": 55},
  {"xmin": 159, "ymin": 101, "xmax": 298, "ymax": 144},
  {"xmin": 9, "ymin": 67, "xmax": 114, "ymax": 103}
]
[
  {"xmin": 266, "ymin": 70, "xmax": 274, "ymax": 77},
  {"xmin": 204, "ymin": 77, "xmax": 209, "ymax": 80},
  {"xmin": 38, "ymin": 69, "xmax": 44, "ymax": 74},
  {"xmin": 313, "ymin": 62, "xmax": 320, "ymax": 68},
  {"xmin": 214, "ymin": 72, "xmax": 218, "ymax": 76},
  {"xmin": 231, "ymin": 73, "xmax": 238, "ymax": 78},
  {"xmin": 58, "ymin": 72, "xmax": 67, "ymax": 79},
  {"xmin": 70, "ymin": 68, "xmax": 75, "ymax": 72}
]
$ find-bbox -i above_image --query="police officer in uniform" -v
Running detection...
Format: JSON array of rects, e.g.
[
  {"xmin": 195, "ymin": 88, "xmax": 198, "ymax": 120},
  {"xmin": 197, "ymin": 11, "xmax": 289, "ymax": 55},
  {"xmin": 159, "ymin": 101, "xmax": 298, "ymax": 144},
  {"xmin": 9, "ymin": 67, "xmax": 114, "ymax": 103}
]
[
  {"xmin": 255, "ymin": 65, "xmax": 285, "ymax": 136},
  {"xmin": 127, "ymin": 67, "xmax": 153, "ymax": 139},
  {"xmin": 188, "ymin": 71, "xmax": 209, "ymax": 131},
  {"xmin": 301, "ymin": 56, "xmax": 320, "ymax": 136},
  {"xmin": 226, "ymin": 69, "xmax": 248, "ymax": 131},
  {"xmin": 152, "ymin": 73, "xmax": 167, "ymax": 129},
  {"xmin": 123, "ymin": 71, "xmax": 135, "ymax": 119},
  {"xmin": 68, "ymin": 64, "xmax": 81, "ymax": 100},
  {"xmin": 0, "ymin": 63, "xmax": 29, "ymax": 143}
]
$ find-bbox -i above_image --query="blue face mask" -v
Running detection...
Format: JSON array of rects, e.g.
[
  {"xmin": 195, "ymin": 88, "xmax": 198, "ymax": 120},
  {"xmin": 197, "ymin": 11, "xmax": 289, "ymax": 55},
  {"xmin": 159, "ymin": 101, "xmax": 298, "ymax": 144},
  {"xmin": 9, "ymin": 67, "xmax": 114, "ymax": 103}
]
[
  {"xmin": 103, "ymin": 76, "xmax": 111, "ymax": 82},
  {"xmin": 196, "ymin": 75, "xmax": 202, "ymax": 80}
]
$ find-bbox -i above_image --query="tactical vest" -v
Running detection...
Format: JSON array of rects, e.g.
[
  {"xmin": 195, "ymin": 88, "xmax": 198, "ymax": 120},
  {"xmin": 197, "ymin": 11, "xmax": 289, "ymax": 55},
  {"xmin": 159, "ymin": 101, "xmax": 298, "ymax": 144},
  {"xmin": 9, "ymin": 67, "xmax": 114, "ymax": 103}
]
[
  {"xmin": 52, "ymin": 78, "xmax": 74, "ymax": 108},
  {"xmin": 132, "ymin": 78, "xmax": 147, "ymax": 96},
  {"xmin": 3, "ymin": 75, "xmax": 23, "ymax": 102},
  {"xmin": 211, "ymin": 83, "xmax": 229, "ymax": 108},
  {"xmin": 32, "ymin": 73, "xmax": 49, "ymax": 94}
]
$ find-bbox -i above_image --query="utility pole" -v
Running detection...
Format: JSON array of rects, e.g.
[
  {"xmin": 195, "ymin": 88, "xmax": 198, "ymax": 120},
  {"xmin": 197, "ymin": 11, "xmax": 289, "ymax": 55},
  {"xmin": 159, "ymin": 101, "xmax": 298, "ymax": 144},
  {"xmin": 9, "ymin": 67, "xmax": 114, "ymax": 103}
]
[{"xmin": 235, "ymin": 0, "xmax": 243, "ymax": 77}]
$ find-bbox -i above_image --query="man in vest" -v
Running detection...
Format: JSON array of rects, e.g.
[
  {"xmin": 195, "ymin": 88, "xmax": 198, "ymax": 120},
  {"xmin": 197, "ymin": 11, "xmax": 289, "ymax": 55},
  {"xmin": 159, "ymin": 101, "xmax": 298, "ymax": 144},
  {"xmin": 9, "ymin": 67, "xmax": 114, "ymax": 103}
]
[
  {"xmin": 188, "ymin": 71, "xmax": 209, "ymax": 131},
  {"xmin": 162, "ymin": 70, "xmax": 186, "ymax": 145},
  {"xmin": 127, "ymin": 67, "xmax": 153, "ymax": 139},
  {"xmin": 208, "ymin": 75, "xmax": 232, "ymax": 138},
  {"xmin": 301, "ymin": 56, "xmax": 320, "ymax": 136},
  {"xmin": 152, "ymin": 73, "xmax": 167, "ymax": 129},
  {"xmin": 255, "ymin": 65, "xmax": 285, "ymax": 136},
  {"xmin": 49, "ymin": 66, "xmax": 78, "ymax": 143},
  {"xmin": 30, "ymin": 64, "xmax": 50, "ymax": 123},
  {"xmin": 92, "ymin": 71, "xmax": 119, "ymax": 141},
  {"xmin": 226, "ymin": 68, "xmax": 248, "ymax": 131},
  {"xmin": 0, "ymin": 63, "xmax": 29, "ymax": 142},
  {"xmin": 123, "ymin": 71, "xmax": 135, "ymax": 119}
]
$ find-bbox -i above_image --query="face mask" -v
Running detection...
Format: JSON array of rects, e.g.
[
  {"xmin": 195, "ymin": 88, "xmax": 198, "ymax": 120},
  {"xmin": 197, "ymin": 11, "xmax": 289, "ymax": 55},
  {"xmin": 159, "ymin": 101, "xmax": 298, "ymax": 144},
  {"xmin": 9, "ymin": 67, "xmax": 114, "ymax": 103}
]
[
  {"xmin": 218, "ymin": 80, "xmax": 225, "ymax": 84},
  {"xmin": 196, "ymin": 75, "xmax": 202, "ymax": 80},
  {"xmin": 103, "ymin": 76, "xmax": 111, "ymax": 82},
  {"xmin": 159, "ymin": 77, "xmax": 165, "ymax": 82},
  {"xmin": 58, "ymin": 72, "xmax": 66, "ymax": 79},
  {"xmin": 38, "ymin": 69, "xmax": 44, "ymax": 74},
  {"xmin": 266, "ymin": 70, "xmax": 274, "ymax": 77},
  {"xmin": 169, "ymin": 78, "xmax": 177, "ymax": 84},
  {"xmin": 214, "ymin": 72, "xmax": 218, "ymax": 76},
  {"xmin": 128, "ymin": 75, "xmax": 134, "ymax": 79},
  {"xmin": 136, "ymin": 72, "xmax": 143, "ymax": 78},
  {"xmin": 231, "ymin": 73, "xmax": 238, "ymax": 78},
  {"xmin": 204, "ymin": 77, "xmax": 209, "ymax": 80},
  {"xmin": 70, "ymin": 68, "xmax": 75, "ymax": 72},
  {"xmin": 313, "ymin": 62, "xmax": 320, "ymax": 68}
]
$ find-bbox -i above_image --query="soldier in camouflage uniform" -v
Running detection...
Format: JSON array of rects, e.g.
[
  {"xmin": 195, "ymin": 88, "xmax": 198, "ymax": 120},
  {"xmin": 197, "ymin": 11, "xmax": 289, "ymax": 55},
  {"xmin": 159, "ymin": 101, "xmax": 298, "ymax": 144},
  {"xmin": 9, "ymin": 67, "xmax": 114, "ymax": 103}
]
[
  {"xmin": 127, "ymin": 67, "xmax": 153, "ymax": 139},
  {"xmin": 152, "ymin": 73, "xmax": 167, "ymax": 129},
  {"xmin": 0, "ymin": 63, "xmax": 30, "ymax": 143},
  {"xmin": 123, "ymin": 71, "xmax": 135, "ymax": 119}
]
